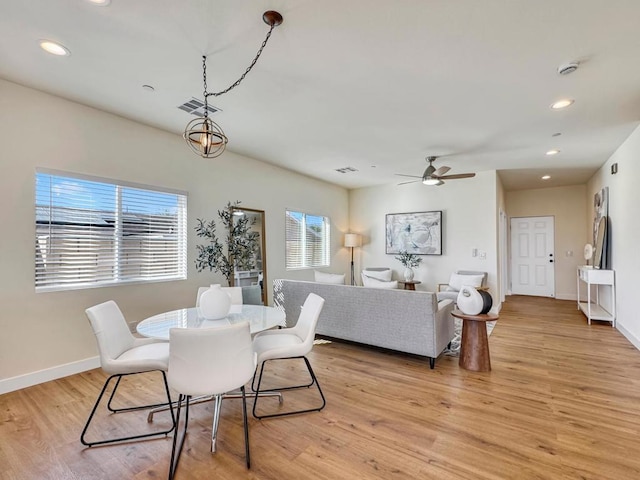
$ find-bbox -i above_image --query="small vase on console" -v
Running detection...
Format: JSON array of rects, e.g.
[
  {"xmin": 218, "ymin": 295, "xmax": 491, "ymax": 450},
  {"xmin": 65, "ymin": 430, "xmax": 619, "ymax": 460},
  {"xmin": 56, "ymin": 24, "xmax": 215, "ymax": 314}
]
[
  {"xmin": 403, "ymin": 267, "xmax": 414, "ymax": 282},
  {"xmin": 199, "ymin": 284, "xmax": 232, "ymax": 320}
]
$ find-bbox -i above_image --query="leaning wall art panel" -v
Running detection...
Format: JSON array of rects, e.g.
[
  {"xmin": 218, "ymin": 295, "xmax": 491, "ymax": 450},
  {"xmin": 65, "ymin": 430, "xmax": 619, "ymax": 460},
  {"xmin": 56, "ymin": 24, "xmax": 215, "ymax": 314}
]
[{"xmin": 385, "ymin": 211, "xmax": 442, "ymax": 255}]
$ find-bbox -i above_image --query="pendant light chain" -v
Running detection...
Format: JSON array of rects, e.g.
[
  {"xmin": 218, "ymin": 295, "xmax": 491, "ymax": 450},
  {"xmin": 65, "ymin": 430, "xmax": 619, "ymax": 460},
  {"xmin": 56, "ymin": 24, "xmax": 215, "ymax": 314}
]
[
  {"xmin": 202, "ymin": 55, "xmax": 209, "ymax": 116},
  {"xmin": 205, "ymin": 23, "xmax": 276, "ymax": 98},
  {"xmin": 184, "ymin": 11, "xmax": 282, "ymax": 159}
]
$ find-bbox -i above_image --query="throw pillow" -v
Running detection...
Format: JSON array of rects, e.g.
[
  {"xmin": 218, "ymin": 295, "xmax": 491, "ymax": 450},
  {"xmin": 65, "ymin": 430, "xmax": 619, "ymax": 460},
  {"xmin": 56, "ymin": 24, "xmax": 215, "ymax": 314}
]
[
  {"xmin": 448, "ymin": 273, "xmax": 484, "ymax": 291},
  {"xmin": 361, "ymin": 268, "xmax": 392, "ymax": 282},
  {"xmin": 314, "ymin": 270, "xmax": 345, "ymax": 285},
  {"xmin": 361, "ymin": 275, "xmax": 398, "ymax": 289}
]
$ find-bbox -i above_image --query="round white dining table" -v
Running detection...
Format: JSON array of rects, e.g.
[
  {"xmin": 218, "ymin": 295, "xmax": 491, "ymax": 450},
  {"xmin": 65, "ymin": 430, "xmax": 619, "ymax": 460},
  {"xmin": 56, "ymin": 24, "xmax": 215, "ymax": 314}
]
[{"xmin": 136, "ymin": 304, "xmax": 286, "ymax": 340}]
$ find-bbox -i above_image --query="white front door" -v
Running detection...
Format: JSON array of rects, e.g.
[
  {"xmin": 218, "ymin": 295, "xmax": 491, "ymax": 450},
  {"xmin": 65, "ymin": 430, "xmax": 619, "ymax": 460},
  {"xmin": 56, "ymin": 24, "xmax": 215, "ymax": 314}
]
[{"xmin": 510, "ymin": 216, "xmax": 555, "ymax": 297}]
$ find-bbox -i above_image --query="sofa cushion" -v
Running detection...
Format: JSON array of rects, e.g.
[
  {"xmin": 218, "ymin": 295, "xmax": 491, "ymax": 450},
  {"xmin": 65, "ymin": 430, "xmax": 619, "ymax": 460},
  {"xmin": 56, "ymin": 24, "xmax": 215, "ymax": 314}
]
[
  {"xmin": 314, "ymin": 270, "xmax": 345, "ymax": 284},
  {"xmin": 362, "ymin": 275, "xmax": 398, "ymax": 289},
  {"xmin": 448, "ymin": 273, "xmax": 484, "ymax": 291},
  {"xmin": 361, "ymin": 268, "xmax": 392, "ymax": 282}
]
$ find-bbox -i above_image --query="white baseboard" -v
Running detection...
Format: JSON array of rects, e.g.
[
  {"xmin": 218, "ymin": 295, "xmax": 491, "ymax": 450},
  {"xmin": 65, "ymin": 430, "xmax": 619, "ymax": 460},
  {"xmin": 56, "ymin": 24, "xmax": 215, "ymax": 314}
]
[
  {"xmin": 617, "ymin": 323, "xmax": 640, "ymax": 352},
  {"xmin": 556, "ymin": 293, "xmax": 578, "ymax": 301},
  {"xmin": 0, "ymin": 356, "xmax": 100, "ymax": 395}
]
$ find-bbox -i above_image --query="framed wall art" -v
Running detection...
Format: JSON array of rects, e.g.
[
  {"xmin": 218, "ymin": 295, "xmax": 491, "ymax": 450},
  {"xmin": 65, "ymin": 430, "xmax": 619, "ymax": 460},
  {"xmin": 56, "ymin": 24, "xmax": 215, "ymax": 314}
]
[{"xmin": 385, "ymin": 211, "xmax": 442, "ymax": 255}]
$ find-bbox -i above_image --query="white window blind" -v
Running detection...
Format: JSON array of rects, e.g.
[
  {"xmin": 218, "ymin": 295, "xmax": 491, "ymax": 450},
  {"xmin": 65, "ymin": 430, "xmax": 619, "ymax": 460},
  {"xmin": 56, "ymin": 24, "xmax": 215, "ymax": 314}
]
[
  {"xmin": 285, "ymin": 210, "xmax": 330, "ymax": 269},
  {"xmin": 35, "ymin": 171, "xmax": 187, "ymax": 291}
]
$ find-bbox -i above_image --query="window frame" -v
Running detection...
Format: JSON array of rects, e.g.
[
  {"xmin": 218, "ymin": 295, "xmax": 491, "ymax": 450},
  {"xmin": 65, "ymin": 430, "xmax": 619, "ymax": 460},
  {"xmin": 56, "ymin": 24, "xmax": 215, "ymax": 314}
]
[
  {"xmin": 285, "ymin": 209, "xmax": 331, "ymax": 270},
  {"xmin": 35, "ymin": 169, "xmax": 188, "ymax": 292}
]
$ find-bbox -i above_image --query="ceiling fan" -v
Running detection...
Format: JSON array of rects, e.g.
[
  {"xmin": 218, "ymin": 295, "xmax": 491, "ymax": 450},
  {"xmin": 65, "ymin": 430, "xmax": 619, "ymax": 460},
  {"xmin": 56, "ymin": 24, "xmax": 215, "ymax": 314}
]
[{"xmin": 396, "ymin": 156, "xmax": 476, "ymax": 186}]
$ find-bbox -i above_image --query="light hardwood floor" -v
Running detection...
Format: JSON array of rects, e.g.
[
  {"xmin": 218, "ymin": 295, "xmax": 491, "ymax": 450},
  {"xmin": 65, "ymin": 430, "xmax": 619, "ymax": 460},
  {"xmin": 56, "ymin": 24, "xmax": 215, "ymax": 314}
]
[{"xmin": 2, "ymin": 295, "xmax": 640, "ymax": 479}]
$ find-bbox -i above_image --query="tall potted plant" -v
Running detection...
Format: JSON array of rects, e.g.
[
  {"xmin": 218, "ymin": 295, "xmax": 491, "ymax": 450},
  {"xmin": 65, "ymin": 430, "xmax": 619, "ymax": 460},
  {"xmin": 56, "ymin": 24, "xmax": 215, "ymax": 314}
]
[
  {"xmin": 395, "ymin": 250, "xmax": 422, "ymax": 282},
  {"xmin": 194, "ymin": 201, "xmax": 260, "ymax": 286}
]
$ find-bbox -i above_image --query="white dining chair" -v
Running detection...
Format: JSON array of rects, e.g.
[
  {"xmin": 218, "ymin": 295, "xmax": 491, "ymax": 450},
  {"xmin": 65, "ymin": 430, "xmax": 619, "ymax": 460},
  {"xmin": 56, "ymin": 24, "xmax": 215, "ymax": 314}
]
[
  {"xmin": 167, "ymin": 322, "xmax": 256, "ymax": 479},
  {"xmin": 251, "ymin": 293, "xmax": 326, "ymax": 419},
  {"xmin": 81, "ymin": 300, "xmax": 175, "ymax": 447},
  {"xmin": 196, "ymin": 286, "xmax": 243, "ymax": 306}
]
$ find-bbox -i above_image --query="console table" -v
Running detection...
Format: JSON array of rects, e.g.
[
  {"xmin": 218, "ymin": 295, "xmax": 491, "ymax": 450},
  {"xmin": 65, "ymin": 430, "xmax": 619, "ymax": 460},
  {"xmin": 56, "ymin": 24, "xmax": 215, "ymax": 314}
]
[{"xmin": 577, "ymin": 266, "xmax": 615, "ymax": 327}]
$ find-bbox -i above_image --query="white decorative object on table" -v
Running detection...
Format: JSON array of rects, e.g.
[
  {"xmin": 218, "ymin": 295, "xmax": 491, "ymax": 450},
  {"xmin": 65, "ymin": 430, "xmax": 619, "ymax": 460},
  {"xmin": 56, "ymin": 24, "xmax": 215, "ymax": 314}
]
[
  {"xmin": 199, "ymin": 284, "xmax": 232, "ymax": 320},
  {"xmin": 457, "ymin": 286, "xmax": 492, "ymax": 315},
  {"xmin": 403, "ymin": 267, "xmax": 415, "ymax": 282}
]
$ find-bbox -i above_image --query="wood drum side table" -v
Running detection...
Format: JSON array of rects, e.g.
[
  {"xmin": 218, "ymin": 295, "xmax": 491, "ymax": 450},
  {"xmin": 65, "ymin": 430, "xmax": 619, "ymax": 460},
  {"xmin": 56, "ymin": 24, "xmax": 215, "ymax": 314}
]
[
  {"xmin": 451, "ymin": 310, "xmax": 498, "ymax": 372},
  {"xmin": 400, "ymin": 280, "xmax": 421, "ymax": 291}
]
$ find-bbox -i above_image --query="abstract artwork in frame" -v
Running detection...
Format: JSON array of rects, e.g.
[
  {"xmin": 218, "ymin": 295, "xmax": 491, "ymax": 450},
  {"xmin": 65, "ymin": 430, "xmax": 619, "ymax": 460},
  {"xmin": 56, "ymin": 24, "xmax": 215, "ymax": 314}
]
[{"xmin": 385, "ymin": 211, "xmax": 442, "ymax": 255}]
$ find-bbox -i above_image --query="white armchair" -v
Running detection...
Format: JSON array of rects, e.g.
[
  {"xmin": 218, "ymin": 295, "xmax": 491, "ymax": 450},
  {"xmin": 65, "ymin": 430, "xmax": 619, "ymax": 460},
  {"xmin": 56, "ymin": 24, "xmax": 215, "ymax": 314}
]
[{"xmin": 437, "ymin": 270, "xmax": 487, "ymax": 302}]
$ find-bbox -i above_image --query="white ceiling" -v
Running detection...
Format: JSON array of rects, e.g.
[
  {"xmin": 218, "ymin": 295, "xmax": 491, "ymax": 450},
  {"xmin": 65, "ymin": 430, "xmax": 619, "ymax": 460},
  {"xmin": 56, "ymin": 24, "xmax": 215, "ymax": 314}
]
[{"xmin": 2, "ymin": 0, "xmax": 640, "ymax": 191}]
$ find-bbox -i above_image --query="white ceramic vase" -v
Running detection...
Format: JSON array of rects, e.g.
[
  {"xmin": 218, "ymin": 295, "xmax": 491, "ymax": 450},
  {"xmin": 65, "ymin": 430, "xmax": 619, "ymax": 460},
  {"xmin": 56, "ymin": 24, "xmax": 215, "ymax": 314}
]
[
  {"xmin": 403, "ymin": 267, "xmax": 414, "ymax": 282},
  {"xmin": 199, "ymin": 284, "xmax": 232, "ymax": 320},
  {"xmin": 457, "ymin": 285, "xmax": 492, "ymax": 315}
]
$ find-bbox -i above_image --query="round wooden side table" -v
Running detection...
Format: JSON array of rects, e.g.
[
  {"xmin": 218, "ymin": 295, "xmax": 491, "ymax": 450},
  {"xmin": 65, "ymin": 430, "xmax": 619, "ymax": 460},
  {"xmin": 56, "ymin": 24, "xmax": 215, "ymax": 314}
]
[
  {"xmin": 451, "ymin": 310, "xmax": 498, "ymax": 372},
  {"xmin": 400, "ymin": 280, "xmax": 421, "ymax": 291}
]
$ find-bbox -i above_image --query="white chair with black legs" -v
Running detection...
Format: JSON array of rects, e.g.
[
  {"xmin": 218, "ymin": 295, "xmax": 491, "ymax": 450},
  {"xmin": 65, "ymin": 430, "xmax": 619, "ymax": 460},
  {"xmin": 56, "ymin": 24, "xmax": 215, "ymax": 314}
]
[
  {"xmin": 81, "ymin": 300, "xmax": 175, "ymax": 447},
  {"xmin": 167, "ymin": 322, "xmax": 256, "ymax": 480},
  {"xmin": 252, "ymin": 293, "xmax": 326, "ymax": 419}
]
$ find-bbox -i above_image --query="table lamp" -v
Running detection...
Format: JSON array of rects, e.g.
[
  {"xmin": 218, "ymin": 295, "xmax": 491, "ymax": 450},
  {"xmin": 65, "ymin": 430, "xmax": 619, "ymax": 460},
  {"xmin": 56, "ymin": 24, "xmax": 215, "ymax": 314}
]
[{"xmin": 344, "ymin": 233, "xmax": 362, "ymax": 286}]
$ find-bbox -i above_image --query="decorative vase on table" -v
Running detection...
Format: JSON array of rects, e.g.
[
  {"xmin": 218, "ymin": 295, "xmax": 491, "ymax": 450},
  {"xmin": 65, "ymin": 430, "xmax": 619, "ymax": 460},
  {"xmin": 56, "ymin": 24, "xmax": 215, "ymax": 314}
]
[
  {"xmin": 456, "ymin": 286, "xmax": 493, "ymax": 315},
  {"xmin": 199, "ymin": 284, "xmax": 232, "ymax": 320},
  {"xmin": 403, "ymin": 267, "xmax": 415, "ymax": 282}
]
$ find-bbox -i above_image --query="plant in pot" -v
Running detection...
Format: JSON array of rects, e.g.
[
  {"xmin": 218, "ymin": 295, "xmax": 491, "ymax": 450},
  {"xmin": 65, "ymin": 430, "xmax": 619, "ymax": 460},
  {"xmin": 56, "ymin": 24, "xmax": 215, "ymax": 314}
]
[
  {"xmin": 194, "ymin": 201, "xmax": 260, "ymax": 286},
  {"xmin": 395, "ymin": 250, "xmax": 422, "ymax": 282}
]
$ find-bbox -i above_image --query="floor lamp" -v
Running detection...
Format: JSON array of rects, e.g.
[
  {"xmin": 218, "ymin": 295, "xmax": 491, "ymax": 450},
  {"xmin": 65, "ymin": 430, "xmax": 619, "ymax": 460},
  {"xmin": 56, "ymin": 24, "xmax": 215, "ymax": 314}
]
[{"xmin": 344, "ymin": 233, "xmax": 362, "ymax": 286}]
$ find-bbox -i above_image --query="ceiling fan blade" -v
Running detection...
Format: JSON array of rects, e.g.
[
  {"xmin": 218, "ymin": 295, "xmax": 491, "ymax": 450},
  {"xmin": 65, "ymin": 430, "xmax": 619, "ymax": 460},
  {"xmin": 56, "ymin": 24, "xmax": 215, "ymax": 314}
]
[
  {"xmin": 397, "ymin": 180, "xmax": 420, "ymax": 185},
  {"xmin": 395, "ymin": 173, "xmax": 422, "ymax": 179},
  {"xmin": 438, "ymin": 173, "xmax": 476, "ymax": 180},
  {"xmin": 433, "ymin": 166, "xmax": 450, "ymax": 176}
]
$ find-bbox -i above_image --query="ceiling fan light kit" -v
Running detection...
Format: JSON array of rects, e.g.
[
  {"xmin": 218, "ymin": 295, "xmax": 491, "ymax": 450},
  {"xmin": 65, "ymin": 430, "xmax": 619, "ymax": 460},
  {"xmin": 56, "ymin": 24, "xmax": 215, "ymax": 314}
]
[
  {"xmin": 397, "ymin": 155, "xmax": 476, "ymax": 186},
  {"xmin": 184, "ymin": 11, "xmax": 283, "ymax": 159}
]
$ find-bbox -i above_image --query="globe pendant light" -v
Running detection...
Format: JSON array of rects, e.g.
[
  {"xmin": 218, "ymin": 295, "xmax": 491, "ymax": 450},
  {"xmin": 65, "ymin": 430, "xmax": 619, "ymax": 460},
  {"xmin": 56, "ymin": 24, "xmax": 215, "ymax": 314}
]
[{"xmin": 184, "ymin": 11, "xmax": 283, "ymax": 159}]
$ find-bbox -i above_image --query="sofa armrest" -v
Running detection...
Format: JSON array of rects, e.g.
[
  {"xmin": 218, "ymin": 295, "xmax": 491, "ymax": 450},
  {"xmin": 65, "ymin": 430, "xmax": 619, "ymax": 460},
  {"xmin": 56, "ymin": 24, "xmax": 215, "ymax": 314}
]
[
  {"xmin": 434, "ymin": 299, "xmax": 455, "ymax": 355},
  {"xmin": 437, "ymin": 299, "xmax": 453, "ymax": 311}
]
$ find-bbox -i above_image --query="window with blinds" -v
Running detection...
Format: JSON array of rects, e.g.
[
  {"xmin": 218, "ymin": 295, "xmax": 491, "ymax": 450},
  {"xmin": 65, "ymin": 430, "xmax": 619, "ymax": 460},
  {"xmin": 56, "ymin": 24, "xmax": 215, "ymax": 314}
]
[
  {"xmin": 35, "ymin": 170, "xmax": 187, "ymax": 291},
  {"xmin": 285, "ymin": 210, "xmax": 330, "ymax": 269}
]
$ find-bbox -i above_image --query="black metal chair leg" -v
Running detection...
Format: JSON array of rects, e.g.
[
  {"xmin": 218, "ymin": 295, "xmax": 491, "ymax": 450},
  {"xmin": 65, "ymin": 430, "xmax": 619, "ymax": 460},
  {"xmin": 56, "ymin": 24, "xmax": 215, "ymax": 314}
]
[
  {"xmin": 241, "ymin": 386, "xmax": 251, "ymax": 469},
  {"xmin": 168, "ymin": 394, "xmax": 190, "ymax": 480},
  {"xmin": 81, "ymin": 370, "xmax": 176, "ymax": 447},
  {"xmin": 252, "ymin": 356, "xmax": 326, "ymax": 419}
]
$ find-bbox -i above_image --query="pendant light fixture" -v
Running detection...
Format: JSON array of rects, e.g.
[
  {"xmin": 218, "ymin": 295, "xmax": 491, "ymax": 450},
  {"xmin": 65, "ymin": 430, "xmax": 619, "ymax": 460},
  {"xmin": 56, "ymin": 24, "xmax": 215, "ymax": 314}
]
[{"xmin": 184, "ymin": 11, "xmax": 283, "ymax": 158}]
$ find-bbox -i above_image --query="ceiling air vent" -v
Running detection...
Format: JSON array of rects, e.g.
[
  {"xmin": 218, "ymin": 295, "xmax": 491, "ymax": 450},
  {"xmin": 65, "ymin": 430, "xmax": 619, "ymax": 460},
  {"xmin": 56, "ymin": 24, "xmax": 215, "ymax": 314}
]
[
  {"xmin": 335, "ymin": 166, "xmax": 358, "ymax": 174},
  {"xmin": 178, "ymin": 97, "xmax": 221, "ymax": 116}
]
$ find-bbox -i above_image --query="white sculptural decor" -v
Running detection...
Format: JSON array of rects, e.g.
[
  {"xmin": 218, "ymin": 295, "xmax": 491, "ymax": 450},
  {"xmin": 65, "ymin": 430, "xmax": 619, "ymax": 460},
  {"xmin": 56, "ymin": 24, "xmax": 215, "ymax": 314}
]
[
  {"xmin": 457, "ymin": 286, "xmax": 492, "ymax": 315},
  {"xmin": 199, "ymin": 284, "xmax": 232, "ymax": 320}
]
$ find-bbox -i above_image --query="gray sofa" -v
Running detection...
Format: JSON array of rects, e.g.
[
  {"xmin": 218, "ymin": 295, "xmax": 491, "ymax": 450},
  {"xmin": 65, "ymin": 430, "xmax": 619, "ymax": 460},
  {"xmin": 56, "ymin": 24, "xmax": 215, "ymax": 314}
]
[{"xmin": 273, "ymin": 279, "xmax": 455, "ymax": 368}]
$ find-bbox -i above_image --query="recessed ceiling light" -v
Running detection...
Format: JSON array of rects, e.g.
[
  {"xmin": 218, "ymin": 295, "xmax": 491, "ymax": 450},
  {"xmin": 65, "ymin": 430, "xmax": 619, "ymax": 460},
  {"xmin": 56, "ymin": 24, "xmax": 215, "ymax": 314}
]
[
  {"xmin": 542, "ymin": 175, "xmax": 551, "ymax": 180},
  {"xmin": 552, "ymin": 132, "xmax": 562, "ymax": 137},
  {"xmin": 546, "ymin": 149, "xmax": 560, "ymax": 156},
  {"xmin": 39, "ymin": 40, "xmax": 70, "ymax": 56},
  {"xmin": 86, "ymin": 0, "xmax": 111, "ymax": 5},
  {"xmin": 551, "ymin": 99, "xmax": 574, "ymax": 110}
]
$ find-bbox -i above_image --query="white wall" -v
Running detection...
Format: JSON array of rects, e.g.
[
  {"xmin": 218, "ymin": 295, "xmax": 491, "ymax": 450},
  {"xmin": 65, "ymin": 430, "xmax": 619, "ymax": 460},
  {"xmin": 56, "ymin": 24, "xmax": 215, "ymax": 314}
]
[
  {"xmin": 587, "ymin": 125, "xmax": 640, "ymax": 349},
  {"xmin": 348, "ymin": 171, "xmax": 499, "ymax": 301},
  {"xmin": 505, "ymin": 185, "xmax": 588, "ymax": 300},
  {"xmin": 0, "ymin": 79, "xmax": 349, "ymax": 391}
]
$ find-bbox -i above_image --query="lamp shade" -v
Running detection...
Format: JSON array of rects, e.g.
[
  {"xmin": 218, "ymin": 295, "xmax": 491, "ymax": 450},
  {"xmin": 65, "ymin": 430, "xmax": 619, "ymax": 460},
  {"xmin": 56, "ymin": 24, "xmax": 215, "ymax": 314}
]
[{"xmin": 344, "ymin": 233, "xmax": 362, "ymax": 248}]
